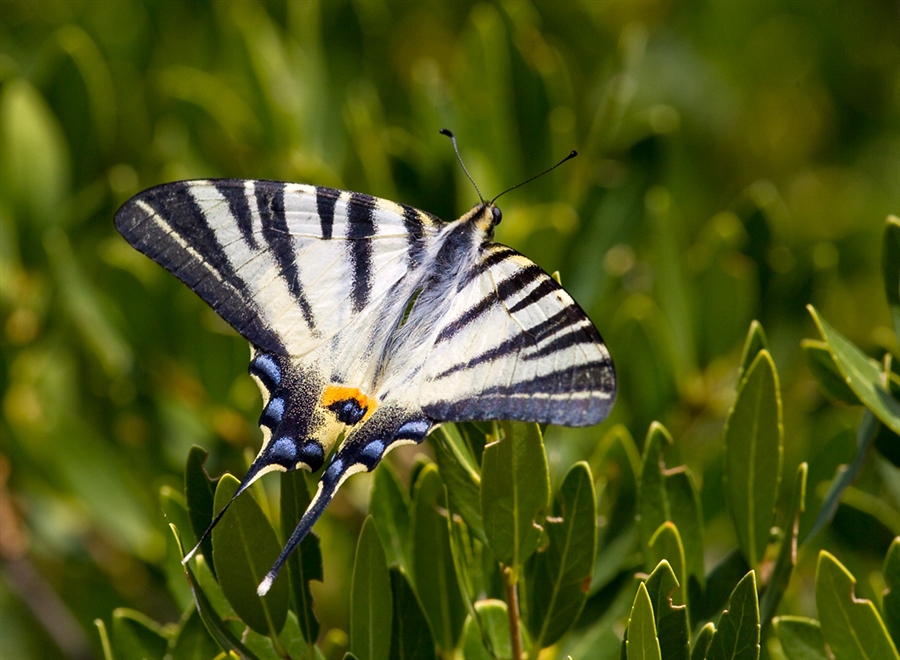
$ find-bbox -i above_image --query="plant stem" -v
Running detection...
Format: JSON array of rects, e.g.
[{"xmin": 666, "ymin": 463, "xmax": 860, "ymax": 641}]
[{"xmin": 503, "ymin": 566, "xmax": 523, "ymax": 660}]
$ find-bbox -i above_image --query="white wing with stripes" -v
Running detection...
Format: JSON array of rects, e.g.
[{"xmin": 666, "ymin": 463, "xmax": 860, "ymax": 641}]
[{"xmin": 416, "ymin": 244, "xmax": 615, "ymax": 426}]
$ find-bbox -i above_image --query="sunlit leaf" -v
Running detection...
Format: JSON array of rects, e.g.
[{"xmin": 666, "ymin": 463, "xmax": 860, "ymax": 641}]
[
  {"xmin": 773, "ymin": 616, "xmax": 827, "ymax": 660},
  {"xmin": 481, "ymin": 421, "xmax": 549, "ymax": 569},
  {"xmin": 815, "ymin": 551, "xmax": 899, "ymax": 660},
  {"xmin": 809, "ymin": 305, "xmax": 900, "ymax": 434},
  {"xmin": 738, "ymin": 321, "xmax": 768, "ymax": 381},
  {"xmin": 691, "ymin": 623, "xmax": 715, "ymax": 660},
  {"xmin": 461, "ymin": 600, "xmax": 512, "ymax": 660},
  {"xmin": 643, "ymin": 560, "xmax": 689, "ymax": 660},
  {"xmin": 724, "ymin": 351, "xmax": 783, "ymax": 568},
  {"xmin": 626, "ymin": 582, "xmax": 662, "ymax": 660},
  {"xmin": 647, "ymin": 523, "xmax": 686, "ymax": 610},
  {"xmin": 760, "ymin": 464, "xmax": 807, "ymax": 636},
  {"xmin": 706, "ymin": 571, "xmax": 759, "ymax": 660}
]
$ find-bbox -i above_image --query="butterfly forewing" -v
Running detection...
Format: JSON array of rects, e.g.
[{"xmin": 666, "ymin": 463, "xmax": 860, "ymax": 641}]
[{"xmin": 115, "ymin": 180, "xmax": 441, "ymax": 359}]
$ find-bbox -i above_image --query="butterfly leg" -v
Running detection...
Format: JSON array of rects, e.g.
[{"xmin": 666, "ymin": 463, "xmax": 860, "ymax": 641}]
[{"xmin": 257, "ymin": 407, "xmax": 433, "ymax": 595}]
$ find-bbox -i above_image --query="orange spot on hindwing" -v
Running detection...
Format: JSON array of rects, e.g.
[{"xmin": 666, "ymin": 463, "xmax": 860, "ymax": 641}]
[{"xmin": 321, "ymin": 385, "xmax": 376, "ymax": 425}]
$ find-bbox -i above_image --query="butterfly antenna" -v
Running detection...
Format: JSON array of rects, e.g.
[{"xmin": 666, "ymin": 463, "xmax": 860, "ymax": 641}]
[
  {"xmin": 440, "ymin": 128, "xmax": 485, "ymax": 204},
  {"xmin": 490, "ymin": 150, "xmax": 578, "ymax": 205}
]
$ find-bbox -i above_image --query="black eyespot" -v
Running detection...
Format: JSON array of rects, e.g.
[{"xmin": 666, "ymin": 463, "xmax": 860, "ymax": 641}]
[{"xmin": 491, "ymin": 206, "xmax": 502, "ymax": 225}]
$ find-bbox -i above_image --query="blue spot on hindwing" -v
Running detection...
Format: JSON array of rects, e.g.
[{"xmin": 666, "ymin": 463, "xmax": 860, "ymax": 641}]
[
  {"xmin": 396, "ymin": 419, "xmax": 430, "ymax": 441},
  {"xmin": 250, "ymin": 353, "xmax": 282, "ymax": 389},
  {"xmin": 260, "ymin": 396, "xmax": 285, "ymax": 428},
  {"xmin": 361, "ymin": 440, "xmax": 385, "ymax": 462},
  {"xmin": 268, "ymin": 437, "xmax": 297, "ymax": 465}
]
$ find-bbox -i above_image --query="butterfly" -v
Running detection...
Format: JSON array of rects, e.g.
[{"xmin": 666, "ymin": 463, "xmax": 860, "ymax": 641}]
[{"xmin": 114, "ymin": 131, "xmax": 616, "ymax": 596}]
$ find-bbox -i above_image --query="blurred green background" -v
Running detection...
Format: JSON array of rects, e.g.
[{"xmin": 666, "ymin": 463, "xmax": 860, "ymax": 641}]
[{"xmin": 1, "ymin": 1, "xmax": 897, "ymax": 658}]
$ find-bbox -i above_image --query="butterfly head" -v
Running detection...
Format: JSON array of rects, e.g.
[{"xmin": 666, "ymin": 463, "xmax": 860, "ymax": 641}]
[{"xmin": 464, "ymin": 202, "xmax": 503, "ymax": 238}]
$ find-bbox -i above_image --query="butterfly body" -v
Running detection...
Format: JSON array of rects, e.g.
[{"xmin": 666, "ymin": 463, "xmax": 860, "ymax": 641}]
[{"xmin": 115, "ymin": 178, "xmax": 615, "ymax": 594}]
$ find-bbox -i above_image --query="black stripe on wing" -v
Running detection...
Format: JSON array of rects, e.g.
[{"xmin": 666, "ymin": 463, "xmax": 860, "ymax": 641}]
[
  {"xmin": 114, "ymin": 181, "xmax": 286, "ymax": 354},
  {"xmin": 436, "ymin": 263, "xmax": 545, "ymax": 344},
  {"xmin": 256, "ymin": 182, "xmax": 317, "ymax": 331},
  {"xmin": 347, "ymin": 193, "xmax": 377, "ymax": 312},
  {"xmin": 433, "ymin": 303, "xmax": 600, "ymax": 380},
  {"xmin": 424, "ymin": 359, "xmax": 614, "ymax": 426}
]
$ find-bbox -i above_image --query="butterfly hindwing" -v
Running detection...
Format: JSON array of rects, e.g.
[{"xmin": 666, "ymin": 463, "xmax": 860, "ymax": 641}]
[{"xmin": 419, "ymin": 244, "xmax": 615, "ymax": 426}]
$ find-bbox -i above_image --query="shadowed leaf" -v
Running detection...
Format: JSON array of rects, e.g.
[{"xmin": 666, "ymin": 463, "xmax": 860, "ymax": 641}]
[
  {"xmin": 349, "ymin": 517, "xmax": 392, "ymax": 660},
  {"xmin": 212, "ymin": 474, "xmax": 289, "ymax": 636}
]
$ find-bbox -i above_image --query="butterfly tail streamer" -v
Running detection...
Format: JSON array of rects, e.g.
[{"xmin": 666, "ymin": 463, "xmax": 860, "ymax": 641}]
[
  {"xmin": 257, "ymin": 408, "xmax": 433, "ymax": 596},
  {"xmin": 181, "ymin": 457, "xmax": 274, "ymax": 565}
]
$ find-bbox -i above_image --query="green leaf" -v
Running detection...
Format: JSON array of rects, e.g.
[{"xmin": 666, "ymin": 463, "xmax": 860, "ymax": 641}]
[
  {"xmin": 462, "ymin": 600, "xmax": 513, "ymax": 660},
  {"xmin": 481, "ymin": 421, "xmax": 550, "ymax": 569},
  {"xmin": 185, "ymin": 445, "xmax": 219, "ymax": 578},
  {"xmin": 111, "ymin": 608, "xmax": 169, "ymax": 660},
  {"xmin": 638, "ymin": 423, "xmax": 704, "ymax": 587},
  {"xmin": 590, "ymin": 424, "xmax": 641, "ymax": 544},
  {"xmin": 173, "ymin": 524, "xmax": 261, "ymax": 660},
  {"xmin": 644, "ymin": 560, "xmax": 689, "ymax": 660},
  {"xmin": 647, "ymin": 523, "xmax": 686, "ymax": 609},
  {"xmin": 525, "ymin": 462, "xmax": 597, "ymax": 649},
  {"xmin": 370, "ymin": 460, "xmax": 412, "ymax": 573},
  {"xmin": 95, "ymin": 618, "xmax": 114, "ymax": 660},
  {"xmin": 802, "ymin": 339, "xmax": 862, "ymax": 405},
  {"xmin": 446, "ymin": 493, "xmax": 488, "ymax": 648},
  {"xmin": 706, "ymin": 571, "xmax": 760, "ymax": 660},
  {"xmin": 809, "ymin": 305, "xmax": 900, "ymax": 434},
  {"xmin": 431, "ymin": 425, "xmax": 486, "ymax": 543},
  {"xmin": 389, "ymin": 568, "xmax": 436, "ymax": 660},
  {"xmin": 167, "ymin": 607, "xmax": 222, "ymax": 660},
  {"xmin": 815, "ymin": 551, "xmax": 899, "ymax": 660},
  {"xmin": 739, "ymin": 321, "xmax": 768, "ymax": 381},
  {"xmin": 884, "ymin": 216, "xmax": 900, "ymax": 340},
  {"xmin": 724, "ymin": 350, "xmax": 783, "ymax": 568},
  {"xmin": 695, "ymin": 549, "xmax": 751, "ymax": 622},
  {"xmin": 692, "ymin": 623, "xmax": 715, "ymax": 660},
  {"xmin": 760, "ymin": 463, "xmax": 807, "ymax": 637},
  {"xmin": 0, "ymin": 78, "xmax": 69, "ymax": 225},
  {"xmin": 885, "ymin": 537, "xmax": 900, "ymax": 649},
  {"xmin": 350, "ymin": 516, "xmax": 392, "ymax": 660},
  {"xmin": 662, "ymin": 470, "xmax": 704, "ymax": 589},
  {"xmin": 805, "ymin": 411, "xmax": 879, "ymax": 542},
  {"xmin": 410, "ymin": 464, "xmax": 466, "ymax": 653},
  {"xmin": 159, "ymin": 485, "xmax": 196, "ymax": 612},
  {"xmin": 626, "ymin": 582, "xmax": 662, "ymax": 660},
  {"xmin": 212, "ymin": 474, "xmax": 289, "ymax": 636},
  {"xmin": 280, "ymin": 470, "xmax": 322, "ymax": 645},
  {"xmin": 773, "ymin": 616, "xmax": 828, "ymax": 660}
]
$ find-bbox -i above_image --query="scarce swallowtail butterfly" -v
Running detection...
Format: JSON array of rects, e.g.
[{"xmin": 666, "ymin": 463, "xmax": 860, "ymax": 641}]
[{"xmin": 115, "ymin": 131, "xmax": 616, "ymax": 596}]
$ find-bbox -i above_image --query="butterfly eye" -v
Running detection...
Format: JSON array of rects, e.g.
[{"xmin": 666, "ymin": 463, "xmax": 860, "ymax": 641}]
[{"xmin": 491, "ymin": 206, "xmax": 502, "ymax": 225}]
